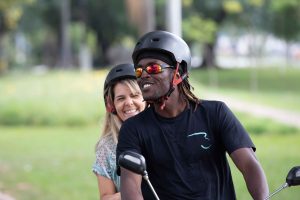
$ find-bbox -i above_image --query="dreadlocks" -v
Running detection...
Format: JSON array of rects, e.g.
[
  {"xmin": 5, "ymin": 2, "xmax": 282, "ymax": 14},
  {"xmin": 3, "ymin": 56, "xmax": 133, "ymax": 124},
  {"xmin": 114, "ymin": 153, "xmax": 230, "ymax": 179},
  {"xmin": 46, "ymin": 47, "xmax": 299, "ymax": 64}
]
[{"xmin": 178, "ymin": 76, "xmax": 201, "ymax": 110}]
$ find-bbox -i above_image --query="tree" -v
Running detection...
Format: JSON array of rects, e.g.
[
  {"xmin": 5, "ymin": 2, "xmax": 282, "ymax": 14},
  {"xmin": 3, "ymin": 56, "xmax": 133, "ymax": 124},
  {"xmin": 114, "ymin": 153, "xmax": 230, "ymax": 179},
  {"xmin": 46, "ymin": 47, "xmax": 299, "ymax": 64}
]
[
  {"xmin": 269, "ymin": 0, "xmax": 300, "ymax": 41},
  {"xmin": 72, "ymin": 0, "xmax": 137, "ymax": 66},
  {"xmin": 182, "ymin": 0, "xmax": 227, "ymax": 68},
  {"xmin": 18, "ymin": 0, "xmax": 63, "ymax": 68},
  {"xmin": 182, "ymin": 0, "xmax": 271, "ymax": 68},
  {"xmin": 0, "ymin": 0, "xmax": 34, "ymax": 72},
  {"xmin": 126, "ymin": 0, "xmax": 155, "ymax": 36},
  {"xmin": 60, "ymin": 0, "xmax": 72, "ymax": 68},
  {"xmin": 269, "ymin": 0, "xmax": 300, "ymax": 65}
]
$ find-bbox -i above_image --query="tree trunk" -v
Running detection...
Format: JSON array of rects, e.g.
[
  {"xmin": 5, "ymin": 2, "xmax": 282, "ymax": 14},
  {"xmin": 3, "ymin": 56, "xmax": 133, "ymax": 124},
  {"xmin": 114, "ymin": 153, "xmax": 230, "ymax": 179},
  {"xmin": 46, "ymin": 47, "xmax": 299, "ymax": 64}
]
[
  {"xmin": 200, "ymin": 42, "xmax": 217, "ymax": 68},
  {"xmin": 126, "ymin": 0, "xmax": 155, "ymax": 35},
  {"xmin": 200, "ymin": 8, "xmax": 226, "ymax": 69},
  {"xmin": 60, "ymin": 0, "xmax": 72, "ymax": 68},
  {"xmin": 0, "ymin": 35, "xmax": 7, "ymax": 73},
  {"xmin": 96, "ymin": 33, "xmax": 109, "ymax": 67},
  {"xmin": 0, "ymin": 14, "xmax": 8, "ymax": 73},
  {"xmin": 42, "ymin": 33, "xmax": 58, "ymax": 68}
]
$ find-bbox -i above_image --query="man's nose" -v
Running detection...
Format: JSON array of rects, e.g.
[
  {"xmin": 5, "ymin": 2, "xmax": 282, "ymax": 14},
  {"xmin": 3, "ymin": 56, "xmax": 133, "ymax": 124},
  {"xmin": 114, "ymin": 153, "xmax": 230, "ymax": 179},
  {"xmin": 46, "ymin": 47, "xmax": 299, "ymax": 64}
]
[{"xmin": 140, "ymin": 69, "xmax": 150, "ymax": 78}]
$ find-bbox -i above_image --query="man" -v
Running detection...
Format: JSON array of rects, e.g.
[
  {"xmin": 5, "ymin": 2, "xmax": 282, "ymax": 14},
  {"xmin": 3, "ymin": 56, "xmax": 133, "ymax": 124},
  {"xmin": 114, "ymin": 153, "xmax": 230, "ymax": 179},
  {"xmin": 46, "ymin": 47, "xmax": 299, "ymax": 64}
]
[{"xmin": 116, "ymin": 30, "xmax": 269, "ymax": 200}]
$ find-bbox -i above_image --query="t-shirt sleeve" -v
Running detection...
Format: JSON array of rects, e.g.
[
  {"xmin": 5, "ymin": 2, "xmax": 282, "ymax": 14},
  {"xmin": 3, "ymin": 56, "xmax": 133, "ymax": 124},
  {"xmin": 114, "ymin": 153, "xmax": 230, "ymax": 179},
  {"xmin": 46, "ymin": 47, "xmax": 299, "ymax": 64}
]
[
  {"xmin": 216, "ymin": 101, "xmax": 255, "ymax": 154},
  {"xmin": 92, "ymin": 142, "xmax": 114, "ymax": 179},
  {"xmin": 116, "ymin": 119, "xmax": 142, "ymax": 175}
]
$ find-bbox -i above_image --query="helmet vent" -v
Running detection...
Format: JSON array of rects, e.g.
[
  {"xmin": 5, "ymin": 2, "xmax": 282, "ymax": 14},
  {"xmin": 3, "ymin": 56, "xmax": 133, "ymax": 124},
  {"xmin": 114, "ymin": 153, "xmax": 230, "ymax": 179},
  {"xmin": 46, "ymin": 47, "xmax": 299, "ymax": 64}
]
[
  {"xmin": 151, "ymin": 38, "xmax": 160, "ymax": 42},
  {"xmin": 116, "ymin": 69, "xmax": 122, "ymax": 72}
]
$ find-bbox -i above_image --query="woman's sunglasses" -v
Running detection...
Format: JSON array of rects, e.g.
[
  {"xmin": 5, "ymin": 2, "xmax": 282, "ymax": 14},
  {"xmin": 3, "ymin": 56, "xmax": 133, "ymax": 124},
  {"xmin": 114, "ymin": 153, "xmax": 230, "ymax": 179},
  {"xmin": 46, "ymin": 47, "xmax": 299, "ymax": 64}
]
[{"xmin": 135, "ymin": 63, "xmax": 173, "ymax": 78}]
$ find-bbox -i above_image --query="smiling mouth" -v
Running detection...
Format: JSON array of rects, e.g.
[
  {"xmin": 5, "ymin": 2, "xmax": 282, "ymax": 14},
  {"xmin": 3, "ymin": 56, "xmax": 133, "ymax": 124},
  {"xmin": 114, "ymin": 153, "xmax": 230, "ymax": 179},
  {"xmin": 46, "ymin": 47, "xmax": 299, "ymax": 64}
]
[
  {"xmin": 124, "ymin": 109, "xmax": 138, "ymax": 114},
  {"xmin": 142, "ymin": 83, "xmax": 152, "ymax": 89}
]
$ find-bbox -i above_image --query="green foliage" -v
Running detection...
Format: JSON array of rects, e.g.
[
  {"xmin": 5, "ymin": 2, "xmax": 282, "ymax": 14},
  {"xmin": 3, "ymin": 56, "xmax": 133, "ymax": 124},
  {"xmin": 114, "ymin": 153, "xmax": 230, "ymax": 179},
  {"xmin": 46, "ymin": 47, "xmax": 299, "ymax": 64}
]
[
  {"xmin": 182, "ymin": 0, "xmax": 226, "ymax": 44},
  {"xmin": 248, "ymin": 0, "xmax": 264, "ymax": 7},
  {"xmin": 223, "ymin": 0, "xmax": 243, "ymax": 13},
  {"xmin": 0, "ymin": 0, "xmax": 35, "ymax": 10},
  {"xmin": 269, "ymin": 0, "xmax": 300, "ymax": 41},
  {"xmin": 270, "ymin": 0, "xmax": 299, "ymax": 11},
  {"xmin": 188, "ymin": 0, "xmax": 224, "ymax": 20},
  {"xmin": 224, "ymin": 0, "xmax": 270, "ymax": 30},
  {"xmin": 228, "ymin": 0, "xmax": 300, "ymax": 42},
  {"xmin": 0, "ymin": 0, "xmax": 37, "ymax": 73},
  {"xmin": 0, "ymin": 0, "xmax": 35, "ymax": 31},
  {"xmin": 77, "ymin": 0, "xmax": 136, "ymax": 43},
  {"xmin": 70, "ymin": 0, "xmax": 137, "ymax": 65},
  {"xmin": 69, "ymin": 22, "xmax": 97, "ymax": 55},
  {"xmin": 1, "ymin": 0, "xmax": 300, "ymax": 71},
  {"xmin": 183, "ymin": 14, "xmax": 217, "ymax": 44},
  {"xmin": 10, "ymin": 0, "xmax": 138, "ymax": 68}
]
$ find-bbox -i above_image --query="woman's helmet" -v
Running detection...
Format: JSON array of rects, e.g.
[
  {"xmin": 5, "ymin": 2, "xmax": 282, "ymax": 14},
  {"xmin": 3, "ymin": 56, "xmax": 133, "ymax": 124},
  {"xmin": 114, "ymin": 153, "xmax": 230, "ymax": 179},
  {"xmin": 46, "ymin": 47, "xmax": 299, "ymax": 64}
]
[
  {"xmin": 132, "ymin": 30, "xmax": 191, "ymax": 74},
  {"xmin": 104, "ymin": 63, "xmax": 136, "ymax": 113}
]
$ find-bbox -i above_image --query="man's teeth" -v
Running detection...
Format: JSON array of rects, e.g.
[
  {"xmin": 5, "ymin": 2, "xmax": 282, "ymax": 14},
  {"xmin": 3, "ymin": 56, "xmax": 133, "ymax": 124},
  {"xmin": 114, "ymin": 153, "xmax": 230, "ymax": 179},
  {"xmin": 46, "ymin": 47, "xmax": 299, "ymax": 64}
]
[{"xmin": 143, "ymin": 84, "xmax": 151, "ymax": 89}]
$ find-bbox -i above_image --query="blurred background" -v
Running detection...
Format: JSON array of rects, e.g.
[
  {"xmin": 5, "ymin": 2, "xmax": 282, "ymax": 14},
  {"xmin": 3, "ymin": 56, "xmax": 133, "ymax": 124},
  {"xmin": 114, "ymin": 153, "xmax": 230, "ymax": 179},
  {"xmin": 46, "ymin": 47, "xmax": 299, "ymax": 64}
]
[{"xmin": 0, "ymin": 0, "xmax": 299, "ymax": 199}]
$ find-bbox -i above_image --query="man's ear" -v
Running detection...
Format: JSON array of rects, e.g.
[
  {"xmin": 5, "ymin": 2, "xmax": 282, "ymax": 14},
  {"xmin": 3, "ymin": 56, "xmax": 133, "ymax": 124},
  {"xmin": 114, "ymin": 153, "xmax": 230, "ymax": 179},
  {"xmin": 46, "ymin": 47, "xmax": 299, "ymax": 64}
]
[{"xmin": 171, "ymin": 71, "xmax": 180, "ymax": 81}]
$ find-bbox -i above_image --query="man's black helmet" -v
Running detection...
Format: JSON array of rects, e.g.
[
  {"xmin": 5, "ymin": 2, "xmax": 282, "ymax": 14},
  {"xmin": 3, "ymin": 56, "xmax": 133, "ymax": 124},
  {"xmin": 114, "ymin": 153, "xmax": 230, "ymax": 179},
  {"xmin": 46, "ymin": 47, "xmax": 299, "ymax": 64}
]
[
  {"xmin": 132, "ymin": 30, "xmax": 191, "ymax": 73},
  {"xmin": 104, "ymin": 63, "xmax": 136, "ymax": 93}
]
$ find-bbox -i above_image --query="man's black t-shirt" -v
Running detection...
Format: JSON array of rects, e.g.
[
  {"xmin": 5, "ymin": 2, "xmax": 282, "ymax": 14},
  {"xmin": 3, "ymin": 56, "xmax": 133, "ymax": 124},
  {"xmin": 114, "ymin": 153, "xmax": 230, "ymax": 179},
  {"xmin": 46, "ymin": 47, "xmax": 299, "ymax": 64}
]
[{"xmin": 117, "ymin": 100, "xmax": 255, "ymax": 200}]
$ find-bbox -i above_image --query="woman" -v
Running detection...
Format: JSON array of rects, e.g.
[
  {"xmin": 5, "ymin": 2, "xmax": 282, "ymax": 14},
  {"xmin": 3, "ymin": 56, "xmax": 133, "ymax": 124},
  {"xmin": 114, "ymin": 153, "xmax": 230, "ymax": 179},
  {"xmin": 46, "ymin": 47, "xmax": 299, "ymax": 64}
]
[{"xmin": 92, "ymin": 63, "xmax": 146, "ymax": 200}]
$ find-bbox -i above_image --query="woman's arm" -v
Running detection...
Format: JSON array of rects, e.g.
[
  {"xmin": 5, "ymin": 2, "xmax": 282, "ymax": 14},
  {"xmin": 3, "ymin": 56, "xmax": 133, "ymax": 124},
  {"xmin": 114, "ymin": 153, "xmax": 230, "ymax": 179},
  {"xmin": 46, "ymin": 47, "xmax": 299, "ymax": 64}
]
[{"xmin": 96, "ymin": 175, "xmax": 121, "ymax": 200}]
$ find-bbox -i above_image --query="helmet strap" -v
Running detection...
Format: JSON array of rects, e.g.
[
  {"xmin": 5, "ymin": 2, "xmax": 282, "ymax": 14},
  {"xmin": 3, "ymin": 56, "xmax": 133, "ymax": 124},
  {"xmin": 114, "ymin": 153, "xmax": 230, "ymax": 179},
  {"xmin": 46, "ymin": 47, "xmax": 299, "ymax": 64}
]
[{"xmin": 158, "ymin": 63, "xmax": 187, "ymax": 110}]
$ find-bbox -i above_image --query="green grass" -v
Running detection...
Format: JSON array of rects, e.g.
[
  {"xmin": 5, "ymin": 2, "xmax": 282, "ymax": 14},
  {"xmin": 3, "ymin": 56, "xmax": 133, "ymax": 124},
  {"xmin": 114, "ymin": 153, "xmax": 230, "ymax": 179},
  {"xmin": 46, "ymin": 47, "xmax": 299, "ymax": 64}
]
[
  {"xmin": 0, "ymin": 126, "xmax": 100, "ymax": 200},
  {"xmin": 231, "ymin": 133, "xmax": 300, "ymax": 200},
  {"xmin": 1, "ymin": 68, "xmax": 300, "ymax": 126},
  {"xmin": 236, "ymin": 112, "xmax": 298, "ymax": 135},
  {"xmin": 0, "ymin": 70, "xmax": 106, "ymax": 126},
  {"xmin": 189, "ymin": 67, "xmax": 300, "ymax": 112}
]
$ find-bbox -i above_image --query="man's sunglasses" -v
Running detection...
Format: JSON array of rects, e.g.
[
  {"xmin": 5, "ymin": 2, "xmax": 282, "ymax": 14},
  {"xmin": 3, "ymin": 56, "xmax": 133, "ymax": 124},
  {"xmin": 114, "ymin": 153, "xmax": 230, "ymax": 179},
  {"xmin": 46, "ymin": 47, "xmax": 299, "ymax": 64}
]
[{"xmin": 135, "ymin": 63, "xmax": 173, "ymax": 78}]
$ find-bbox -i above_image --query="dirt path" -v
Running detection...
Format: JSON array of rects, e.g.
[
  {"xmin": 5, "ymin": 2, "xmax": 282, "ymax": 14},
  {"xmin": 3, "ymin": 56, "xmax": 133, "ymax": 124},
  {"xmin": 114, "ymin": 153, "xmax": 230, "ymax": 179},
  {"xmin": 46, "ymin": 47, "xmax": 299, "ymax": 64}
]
[
  {"xmin": 0, "ymin": 193, "xmax": 15, "ymax": 200},
  {"xmin": 205, "ymin": 93, "xmax": 300, "ymax": 129}
]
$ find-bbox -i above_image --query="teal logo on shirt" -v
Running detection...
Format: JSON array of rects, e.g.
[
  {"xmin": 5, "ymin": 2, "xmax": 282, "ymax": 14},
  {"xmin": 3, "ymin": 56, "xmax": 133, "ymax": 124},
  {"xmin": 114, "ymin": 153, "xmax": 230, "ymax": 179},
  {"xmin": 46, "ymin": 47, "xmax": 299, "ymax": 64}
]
[{"xmin": 187, "ymin": 132, "xmax": 212, "ymax": 149}]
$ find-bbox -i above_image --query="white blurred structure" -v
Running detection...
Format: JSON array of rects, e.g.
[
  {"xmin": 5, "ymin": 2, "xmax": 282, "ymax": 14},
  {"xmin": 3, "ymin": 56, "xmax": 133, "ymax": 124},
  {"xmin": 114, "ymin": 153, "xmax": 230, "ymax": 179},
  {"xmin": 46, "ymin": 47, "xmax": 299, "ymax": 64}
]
[
  {"xmin": 215, "ymin": 33, "xmax": 300, "ymax": 68},
  {"xmin": 166, "ymin": 0, "xmax": 182, "ymax": 37}
]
